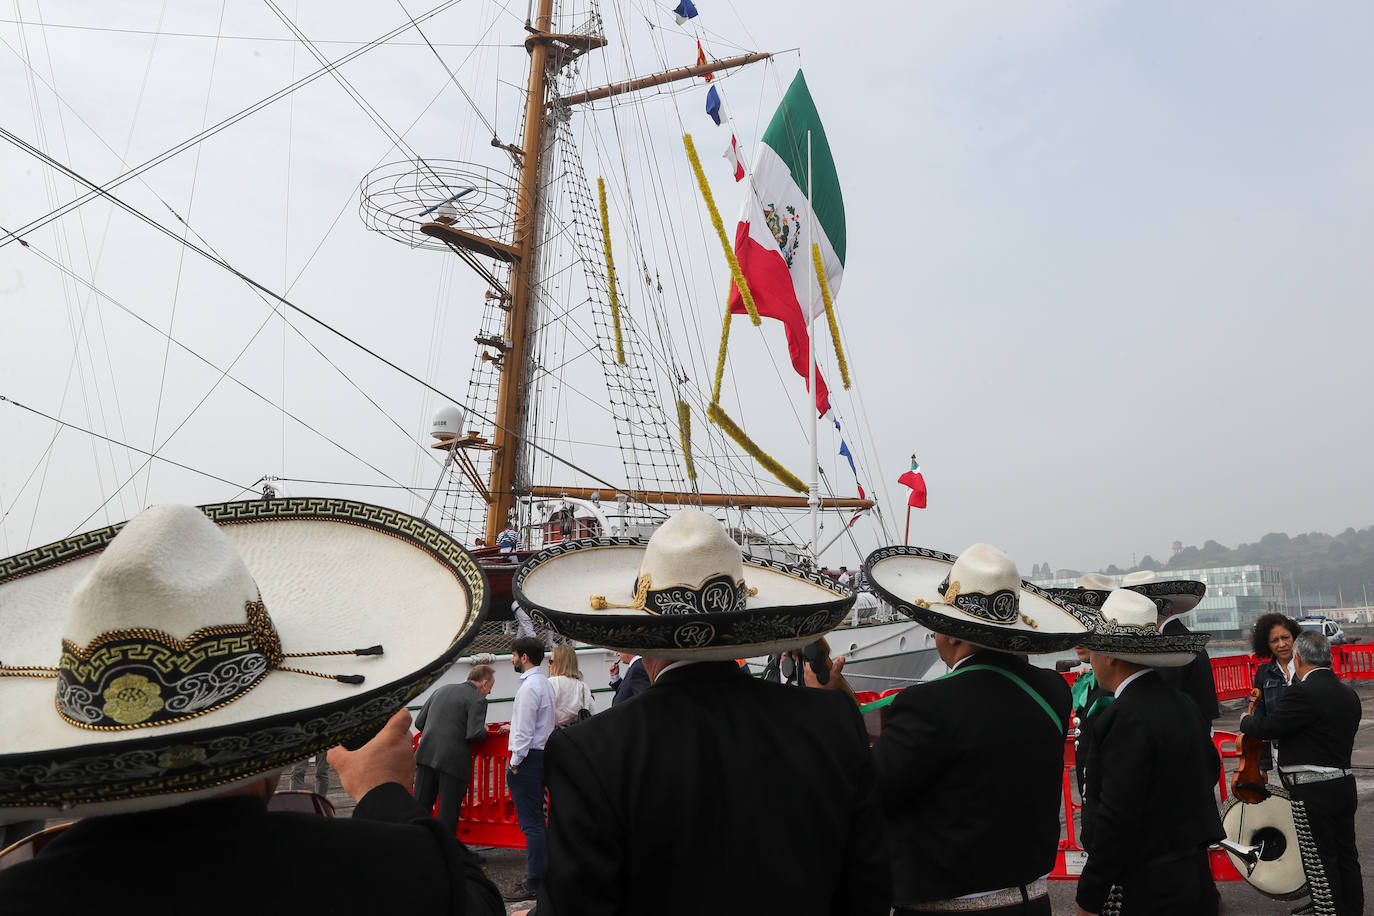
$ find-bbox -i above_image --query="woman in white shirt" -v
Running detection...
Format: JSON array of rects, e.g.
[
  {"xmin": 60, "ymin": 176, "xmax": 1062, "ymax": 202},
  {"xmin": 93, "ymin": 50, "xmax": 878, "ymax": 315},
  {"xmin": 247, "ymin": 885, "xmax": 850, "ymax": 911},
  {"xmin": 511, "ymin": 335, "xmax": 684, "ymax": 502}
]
[{"xmin": 547, "ymin": 644, "xmax": 596, "ymax": 726}]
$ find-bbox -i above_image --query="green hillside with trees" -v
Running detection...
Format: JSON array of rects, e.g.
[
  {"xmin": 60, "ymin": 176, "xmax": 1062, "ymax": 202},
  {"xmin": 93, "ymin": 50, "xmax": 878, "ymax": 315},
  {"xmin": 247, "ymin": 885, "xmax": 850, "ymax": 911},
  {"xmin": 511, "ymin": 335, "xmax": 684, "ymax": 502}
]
[{"xmin": 1032, "ymin": 525, "xmax": 1374, "ymax": 606}]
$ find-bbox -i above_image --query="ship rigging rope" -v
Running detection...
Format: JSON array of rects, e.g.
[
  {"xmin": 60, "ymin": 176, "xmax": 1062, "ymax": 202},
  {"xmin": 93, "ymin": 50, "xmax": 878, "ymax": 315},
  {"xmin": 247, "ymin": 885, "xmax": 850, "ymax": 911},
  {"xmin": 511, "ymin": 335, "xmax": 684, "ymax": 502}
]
[
  {"xmin": 583, "ymin": 46, "xmax": 763, "ymax": 509},
  {"xmin": 392, "ymin": 0, "xmax": 498, "ymax": 139},
  {"xmin": 0, "ymin": 17, "xmax": 521, "ymax": 46},
  {"xmin": 588, "ymin": 30, "xmax": 807, "ymax": 530},
  {"xmin": 0, "ymin": 396, "xmax": 259, "ymax": 495},
  {"xmin": 0, "ymin": 131, "xmax": 671, "ymax": 518},
  {"xmin": 0, "ymin": 0, "xmax": 465, "ymax": 252},
  {"xmin": 146, "ymin": 0, "xmax": 229, "ymax": 504},
  {"xmin": 11, "ymin": 8, "xmax": 149, "ymax": 535},
  {"xmin": 629, "ymin": 32, "xmax": 881, "ymax": 547},
  {"xmin": 265, "ymin": 1, "xmax": 448, "ymax": 194}
]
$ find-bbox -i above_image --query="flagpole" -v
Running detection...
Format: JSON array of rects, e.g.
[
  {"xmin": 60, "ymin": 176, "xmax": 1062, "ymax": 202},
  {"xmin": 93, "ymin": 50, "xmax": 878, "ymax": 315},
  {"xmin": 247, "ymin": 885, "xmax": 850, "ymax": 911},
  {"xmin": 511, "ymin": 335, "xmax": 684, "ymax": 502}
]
[
  {"xmin": 807, "ymin": 130, "xmax": 820, "ymax": 564},
  {"xmin": 905, "ymin": 503, "xmax": 911, "ymax": 546}
]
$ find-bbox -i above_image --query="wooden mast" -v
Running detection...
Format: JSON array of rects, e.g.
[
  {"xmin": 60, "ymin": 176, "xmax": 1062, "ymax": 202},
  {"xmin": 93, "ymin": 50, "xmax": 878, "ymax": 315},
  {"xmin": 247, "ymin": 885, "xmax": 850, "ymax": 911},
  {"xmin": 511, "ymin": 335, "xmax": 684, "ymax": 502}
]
[
  {"xmin": 420, "ymin": 16, "xmax": 784, "ymax": 544},
  {"xmin": 479, "ymin": 0, "xmax": 559, "ymax": 547}
]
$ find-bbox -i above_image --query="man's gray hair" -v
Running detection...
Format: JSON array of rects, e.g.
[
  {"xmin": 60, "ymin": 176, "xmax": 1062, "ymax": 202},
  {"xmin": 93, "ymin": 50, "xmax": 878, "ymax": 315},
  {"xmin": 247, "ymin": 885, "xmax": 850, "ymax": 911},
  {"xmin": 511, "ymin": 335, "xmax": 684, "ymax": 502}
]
[{"xmin": 1294, "ymin": 630, "xmax": 1332, "ymax": 668}]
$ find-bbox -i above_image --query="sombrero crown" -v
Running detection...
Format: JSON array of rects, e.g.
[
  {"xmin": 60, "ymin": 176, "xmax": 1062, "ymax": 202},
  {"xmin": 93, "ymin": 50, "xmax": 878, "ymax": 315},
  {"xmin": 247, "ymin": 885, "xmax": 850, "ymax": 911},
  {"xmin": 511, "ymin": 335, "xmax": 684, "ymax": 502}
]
[
  {"xmin": 513, "ymin": 508, "xmax": 852, "ymax": 660},
  {"xmin": 1048, "ymin": 572, "xmax": 1122, "ymax": 613},
  {"xmin": 864, "ymin": 543, "xmax": 1092, "ymax": 654},
  {"xmin": 0, "ymin": 499, "xmax": 487, "ymax": 819},
  {"xmin": 1078, "ymin": 587, "xmax": 1209, "ymax": 667},
  {"xmin": 1120, "ymin": 569, "xmax": 1206, "ymax": 614}
]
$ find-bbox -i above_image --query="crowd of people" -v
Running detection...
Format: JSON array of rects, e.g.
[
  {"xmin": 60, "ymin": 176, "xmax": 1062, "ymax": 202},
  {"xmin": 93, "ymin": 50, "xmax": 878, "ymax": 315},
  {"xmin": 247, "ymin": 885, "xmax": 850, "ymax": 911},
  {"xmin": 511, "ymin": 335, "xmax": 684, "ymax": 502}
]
[{"xmin": 0, "ymin": 502, "xmax": 1363, "ymax": 916}]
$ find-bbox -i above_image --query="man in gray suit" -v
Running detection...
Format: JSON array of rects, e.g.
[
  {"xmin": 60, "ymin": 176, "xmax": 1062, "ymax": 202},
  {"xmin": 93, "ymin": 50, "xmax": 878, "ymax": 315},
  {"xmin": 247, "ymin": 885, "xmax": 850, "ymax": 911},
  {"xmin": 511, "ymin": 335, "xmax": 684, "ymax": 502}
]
[{"xmin": 413, "ymin": 664, "xmax": 496, "ymax": 837}]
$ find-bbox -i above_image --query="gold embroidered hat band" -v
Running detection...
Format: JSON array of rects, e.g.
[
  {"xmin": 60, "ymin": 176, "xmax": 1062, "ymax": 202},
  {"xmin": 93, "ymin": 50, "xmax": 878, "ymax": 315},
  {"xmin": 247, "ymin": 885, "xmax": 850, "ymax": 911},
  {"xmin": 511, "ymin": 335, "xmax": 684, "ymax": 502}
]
[
  {"xmin": 863, "ymin": 543, "xmax": 1093, "ymax": 654},
  {"xmin": 0, "ymin": 499, "xmax": 487, "ymax": 819},
  {"xmin": 513, "ymin": 508, "xmax": 854, "ymax": 660},
  {"xmin": 1076, "ymin": 587, "xmax": 1209, "ymax": 667}
]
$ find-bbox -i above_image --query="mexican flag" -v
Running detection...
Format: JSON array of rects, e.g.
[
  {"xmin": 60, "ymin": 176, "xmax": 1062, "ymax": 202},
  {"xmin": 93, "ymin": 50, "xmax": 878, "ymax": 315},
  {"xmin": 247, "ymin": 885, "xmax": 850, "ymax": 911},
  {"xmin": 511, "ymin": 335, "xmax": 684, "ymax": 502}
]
[
  {"xmin": 727, "ymin": 70, "xmax": 845, "ymax": 417},
  {"xmin": 898, "ymin": 455, "xmax": 927, "ymax": 509}
]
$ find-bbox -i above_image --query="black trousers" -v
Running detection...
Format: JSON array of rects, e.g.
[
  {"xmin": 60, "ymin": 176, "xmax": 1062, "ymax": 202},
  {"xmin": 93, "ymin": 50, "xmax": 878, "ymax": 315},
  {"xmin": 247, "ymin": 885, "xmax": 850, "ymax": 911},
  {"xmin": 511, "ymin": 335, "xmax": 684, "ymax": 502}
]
[
  {"xmin": 1291, "ymin": 776, "xmax": 1363, "ymax": 916},
  {"xmin": 412, "ymin": 763, "xmax": 469, "ymax": 839},
  {"xmin": 1118, "ymin": 852, "xmax": 1218, "ymax": 916}
]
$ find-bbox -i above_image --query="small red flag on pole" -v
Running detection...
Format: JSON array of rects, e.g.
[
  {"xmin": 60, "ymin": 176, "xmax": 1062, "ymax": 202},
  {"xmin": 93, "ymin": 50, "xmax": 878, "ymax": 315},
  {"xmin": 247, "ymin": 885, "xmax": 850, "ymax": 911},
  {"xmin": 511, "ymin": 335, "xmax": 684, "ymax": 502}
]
[{"xmin": 898, "ymin": 454, "xmax": 926, "ymax": 544}]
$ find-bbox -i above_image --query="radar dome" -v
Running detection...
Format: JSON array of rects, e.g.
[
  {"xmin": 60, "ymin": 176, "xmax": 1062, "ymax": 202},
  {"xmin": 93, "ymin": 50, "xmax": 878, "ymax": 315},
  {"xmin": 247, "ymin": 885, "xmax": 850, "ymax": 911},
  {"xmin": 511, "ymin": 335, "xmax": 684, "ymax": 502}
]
[{"xmin": 431, "ymin": 405, "xmax": 466, "ymax": 440}]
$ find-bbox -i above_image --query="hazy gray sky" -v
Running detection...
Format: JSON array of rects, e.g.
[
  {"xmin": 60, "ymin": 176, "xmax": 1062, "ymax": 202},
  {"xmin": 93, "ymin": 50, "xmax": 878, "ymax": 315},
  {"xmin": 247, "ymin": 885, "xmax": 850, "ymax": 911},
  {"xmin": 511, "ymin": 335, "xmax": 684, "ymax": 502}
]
[{"xmin": 1, "ymin": 0, "xmax": 1370, "ymax": 573}]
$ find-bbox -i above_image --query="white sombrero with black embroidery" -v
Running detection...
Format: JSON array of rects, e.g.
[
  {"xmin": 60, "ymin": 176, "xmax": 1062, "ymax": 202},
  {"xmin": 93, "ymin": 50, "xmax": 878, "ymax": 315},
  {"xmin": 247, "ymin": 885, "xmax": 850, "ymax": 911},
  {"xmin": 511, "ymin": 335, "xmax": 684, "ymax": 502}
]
[
  {"xmin": 1078, "ymin": 588, "xmax": 1209, "ymax": 667},
  {"xmin": 512, "ymin": 509, "xmax": 853, "ymax": 660},
  {"xmin": 1048, "ymin": 572, "xmax": 1127, "ymax": 615},
  {"xmin": 0, "ymin": 499, "xmax": 487, "ymax": 819},
  {"xmin": 863, "ymin": 544, "xmax": 1093, "ymax": 654},
  {"xmin": 1120, "ymin": 570, "xmax": 1206, "ymax": 615}
]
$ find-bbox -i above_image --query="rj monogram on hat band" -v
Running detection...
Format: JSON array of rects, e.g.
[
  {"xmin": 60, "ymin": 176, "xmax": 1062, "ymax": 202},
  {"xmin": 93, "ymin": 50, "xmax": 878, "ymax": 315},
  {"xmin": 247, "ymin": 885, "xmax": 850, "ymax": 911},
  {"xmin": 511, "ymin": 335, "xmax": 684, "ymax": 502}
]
[
  {"xmin": 56, "ymin": 600, "xmax": 284, "ymax": 731},
  {"xmin": 937, "ymin": 575, "xmax": 1020, "ymax": 626},
  {"xmin": 590, "ymin": 572, "xmax": 755, "ymax": 615}
]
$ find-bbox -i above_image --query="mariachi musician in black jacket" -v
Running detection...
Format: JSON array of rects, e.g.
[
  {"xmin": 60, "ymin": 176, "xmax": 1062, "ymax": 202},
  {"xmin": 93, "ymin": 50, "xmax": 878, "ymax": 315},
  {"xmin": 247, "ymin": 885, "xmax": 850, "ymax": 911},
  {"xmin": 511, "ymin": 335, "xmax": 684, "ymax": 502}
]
[
  {"xmin": 865, "ymin": 543, "xmax": 1080, "ymax": 915},
  {"xmin": 1120, "ymin": 572, "xmax": 1220, "ymax": 727},
  {"xmin": 513, "ymin": 509, "xmax": 889, "ymax": 916},
  {"xmin": 1075, "ymin": 588, "xmax": 1222, "ymax": 916},
  {"xmin": 1240, "ymin": 631, "xmax": 1363, "ymax": 916}
]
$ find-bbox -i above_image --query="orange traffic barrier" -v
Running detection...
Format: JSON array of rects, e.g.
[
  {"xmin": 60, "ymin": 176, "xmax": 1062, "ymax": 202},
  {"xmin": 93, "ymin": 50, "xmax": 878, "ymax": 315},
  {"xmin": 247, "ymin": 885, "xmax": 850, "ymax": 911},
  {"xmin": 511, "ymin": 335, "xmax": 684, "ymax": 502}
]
[
  {"xmin": 1335, "ymin": 643, "xmax": 1374, "ymax": 679},
  {"xmin": 413, "ymin": 723, "xmax": 528, "ymax": 848},
  {"xmin": 1211, "ymin": 654, "xmax": 1259, "ymax": 700}
]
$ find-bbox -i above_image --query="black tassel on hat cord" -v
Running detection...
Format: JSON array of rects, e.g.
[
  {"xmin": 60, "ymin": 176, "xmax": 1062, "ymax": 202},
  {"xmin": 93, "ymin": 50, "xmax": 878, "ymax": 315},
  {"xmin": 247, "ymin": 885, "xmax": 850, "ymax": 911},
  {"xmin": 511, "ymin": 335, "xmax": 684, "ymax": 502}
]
[
  {"xmin": 283, "ymin": 645, "xmax": 383, "ymax": 658},
  {"xmin": 277, "ymin": 645, "xmax": 383, "ymax": 685},
  {"xmin": 0, "ymin": 646, "xmax": 383, "ymax": 685}
]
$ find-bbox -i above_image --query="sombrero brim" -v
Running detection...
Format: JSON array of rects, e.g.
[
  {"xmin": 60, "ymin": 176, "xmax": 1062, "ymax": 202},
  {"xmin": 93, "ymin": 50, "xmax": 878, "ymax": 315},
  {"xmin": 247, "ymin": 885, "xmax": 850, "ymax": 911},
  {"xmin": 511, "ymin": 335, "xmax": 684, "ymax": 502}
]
[
  {"xmin": 0, "ymin": 498, "xmax": 487, "ymax": 818},
  {"xmin": 1046, "ymin": 587, "xmax": 1113, "ymax": 613},
  {"xmin": 1049, "ymin": 585, "xmax": 1181, "ymax": 620},
  {"xmin": 1125, "ymin": 580, "xmax": 1205, "ymax": 614},
  {"xmin": 512, "ymin": 537, "xmax": 853, "ymax": 660},
  {"xmin": 1077, "ymin": 627, "xmax": 1209, "ymax": 667},
  {"xmin": 864, "ymin": 546, "xmax": 1093, "ymax": 654}
]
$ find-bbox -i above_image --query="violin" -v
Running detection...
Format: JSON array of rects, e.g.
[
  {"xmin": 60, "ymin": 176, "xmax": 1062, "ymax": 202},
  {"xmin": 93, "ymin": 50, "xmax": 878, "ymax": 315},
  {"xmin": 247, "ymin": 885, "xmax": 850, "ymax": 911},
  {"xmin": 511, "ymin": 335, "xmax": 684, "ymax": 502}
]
[{"xmin": 1230, "ymin": 687, "xmax": 1269, "ymax": 804}]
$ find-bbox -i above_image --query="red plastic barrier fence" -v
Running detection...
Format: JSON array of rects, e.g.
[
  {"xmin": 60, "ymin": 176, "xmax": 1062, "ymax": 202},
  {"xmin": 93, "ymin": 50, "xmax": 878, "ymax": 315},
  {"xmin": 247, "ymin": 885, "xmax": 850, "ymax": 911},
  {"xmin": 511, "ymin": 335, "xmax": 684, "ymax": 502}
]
[
  {"xmin": 1336, "ymin": 643, "xmax": 1374, "ymax": 679},
  {"xmin": 413, "ymin": 723, "xmax": 527, "ymax": 848},
  {"xmin": 1211, "ymin": 654, "xmax": 1259, "ymax": 701}
]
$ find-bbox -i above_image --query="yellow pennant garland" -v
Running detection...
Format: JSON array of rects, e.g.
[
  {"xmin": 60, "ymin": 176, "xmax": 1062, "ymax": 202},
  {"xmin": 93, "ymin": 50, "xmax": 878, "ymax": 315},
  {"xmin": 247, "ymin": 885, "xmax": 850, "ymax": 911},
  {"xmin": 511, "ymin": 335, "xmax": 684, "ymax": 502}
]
[
  {"xmin": 707, "ymin": 402, "xmax": 808, "ymax": 494},
  {"xmin": 812, "ymin": 242, "xmax": 850, "ymax": 389},
  {"xmin": 684, "ymin": 134, "xmax": 806, "ymax": 494},
  {"xmin": 683, "ymin": 133, "xmax": 760, "ymax": 325},
  {"xmin": 711, "ymin": 305, "xmax": 733, "ymax": 405},
  {"xmin": 597, "ymin": 177, "xmax": 626, "ymax": 364},
  {"xmin": 676, "ymin": 400, "xmax": 696, "ymax": 481}
]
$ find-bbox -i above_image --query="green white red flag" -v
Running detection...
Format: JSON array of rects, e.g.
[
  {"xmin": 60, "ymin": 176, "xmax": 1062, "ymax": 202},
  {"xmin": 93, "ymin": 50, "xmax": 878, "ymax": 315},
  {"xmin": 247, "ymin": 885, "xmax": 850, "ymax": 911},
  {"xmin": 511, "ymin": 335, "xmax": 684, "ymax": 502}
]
[
  {"xmin": 726, "ymin": 70, "xmax": 845, "ymax": 417},
  {"xmin": 898, "ymin": 456, "xmax": 927, "ymax": 509}
]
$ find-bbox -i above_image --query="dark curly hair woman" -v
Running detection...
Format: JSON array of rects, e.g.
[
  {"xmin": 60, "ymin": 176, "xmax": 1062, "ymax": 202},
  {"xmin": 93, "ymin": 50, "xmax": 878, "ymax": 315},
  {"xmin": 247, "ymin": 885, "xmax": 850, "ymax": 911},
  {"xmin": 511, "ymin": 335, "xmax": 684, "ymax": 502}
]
[{"xmin": 1248, "ymin": 612, "xmax": 1300, "ymax": 778}]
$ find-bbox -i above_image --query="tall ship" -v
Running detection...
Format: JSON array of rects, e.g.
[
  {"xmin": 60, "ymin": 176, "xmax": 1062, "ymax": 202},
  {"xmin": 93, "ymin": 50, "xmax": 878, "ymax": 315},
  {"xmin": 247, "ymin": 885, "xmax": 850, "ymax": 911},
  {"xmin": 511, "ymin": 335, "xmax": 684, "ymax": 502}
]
[{"xmin": 0, "ymin": 1, "xmax": 938, "ymax": 717}]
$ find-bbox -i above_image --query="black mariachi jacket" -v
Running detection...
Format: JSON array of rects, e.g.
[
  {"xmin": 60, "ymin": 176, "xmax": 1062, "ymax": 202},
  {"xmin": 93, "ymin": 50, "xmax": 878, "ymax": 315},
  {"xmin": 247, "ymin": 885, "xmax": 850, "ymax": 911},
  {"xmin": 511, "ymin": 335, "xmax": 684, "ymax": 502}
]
[
  {"xmin": 1077, "ymin": 671, "xmax": 1223, "ymax": 913},
  {"xmin": 874, "ymin": 650, "xmax": 1071, "ymax": 905}
]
